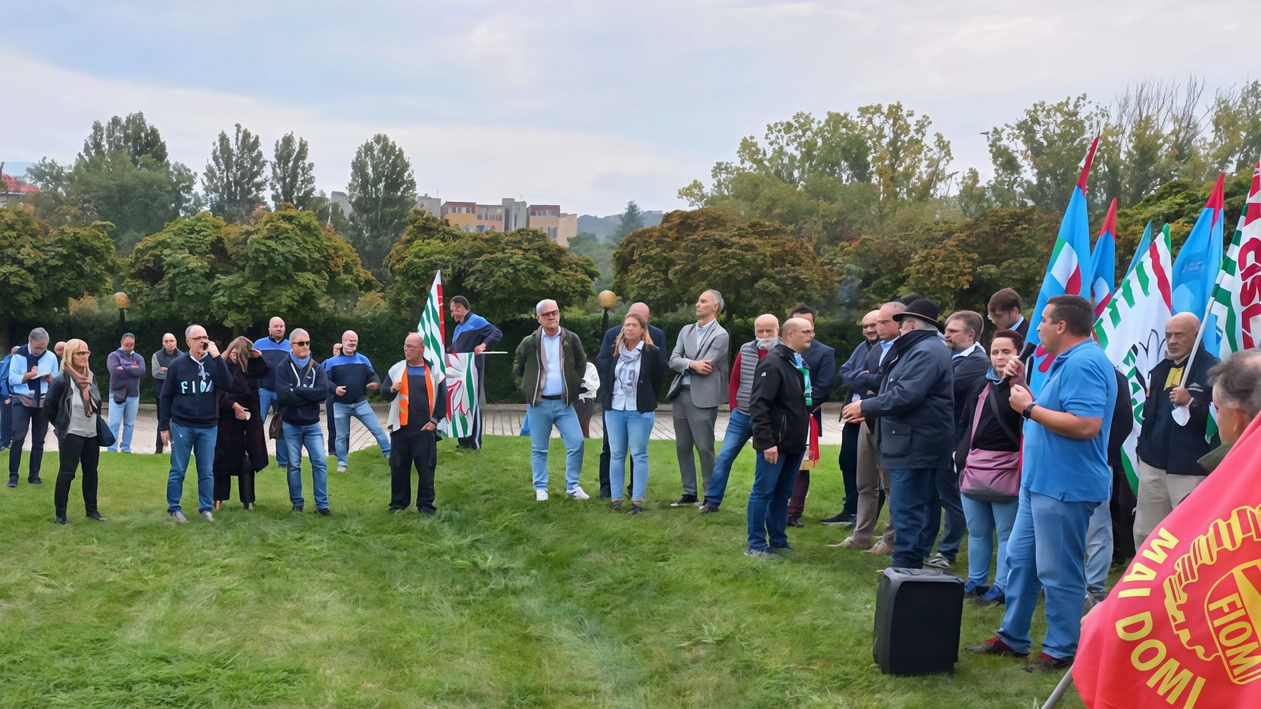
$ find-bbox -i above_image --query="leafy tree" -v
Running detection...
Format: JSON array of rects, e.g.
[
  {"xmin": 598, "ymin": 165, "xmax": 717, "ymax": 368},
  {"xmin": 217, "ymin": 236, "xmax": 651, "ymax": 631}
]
[
  {"xmin": 612, "ymin": 200, "xmax": 645, "ymax": 242},
  {"xmin": 347, "ymin": 134, "xmax": 417, "ymax": 277},
  {"xmin": 123, "ymin": 212, "xmax": 236, "ymax": 325},
  {"xmin": 204, "ymin": 123, "xmax": 268, "ymax": 223},
  {"xmin": 612, "ymin": 208, "xmax": 837, "ymax": 320},
  {"xmin": 385, "ymin": 208, "xmax": 597, "ymax": 323},
  {"xmin": 0, "ymin": 206, "xmax": 115, "ymax": 349},
  {"xmin": 1203, "ymin": 80, "xmax": 1261, "ymax": 178},
  {"xmin": 79, "ymin": 112, "xmax": 168, "ymax": 167},
  {"xmin": 270, "ymin": 133, "xmax": 317, "ymax": 210},
  {"xmin": 566, "ymin": 231, "xmax": 615, "ymax": 289}
]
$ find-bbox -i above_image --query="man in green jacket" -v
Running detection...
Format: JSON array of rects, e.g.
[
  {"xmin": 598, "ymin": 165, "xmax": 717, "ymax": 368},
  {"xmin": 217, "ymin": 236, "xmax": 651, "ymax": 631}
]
[{"xmin": 514, "ymin": 299, "xmax": 589, "ymax": 502}]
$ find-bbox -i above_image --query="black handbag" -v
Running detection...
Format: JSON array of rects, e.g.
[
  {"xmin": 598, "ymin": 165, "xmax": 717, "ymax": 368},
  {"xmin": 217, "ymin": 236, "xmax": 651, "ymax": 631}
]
[{"xmin": 95, "ymin": 413, "xmax": 116, "ymax": 448}]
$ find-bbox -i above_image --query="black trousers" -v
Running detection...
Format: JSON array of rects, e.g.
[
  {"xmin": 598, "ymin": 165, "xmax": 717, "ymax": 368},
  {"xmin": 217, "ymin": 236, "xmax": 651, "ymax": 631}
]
[
  {"xmin": 214, "ymin": 473, "xmax": 256, "ymax": 505},
  {"xmin": 9, "ymin": 404, "xmax": 49, "ymax": 480},
  {"xmin": 54, "ymin": 433, "xmax": 100, "ymax": 517},
  {"xmin": 390, "ymin": 431, "xmax": 438, "ymax": 512},
  {"xmin": 1110, "ymin": 468, "xmax": 1137, "ymax": 564},
  {"xmin": 457, "ymin": 406, "xmax": 484, "ymax": 449},
  {"xmin": 326, "ymin": 393, "xmax": 338, "ymax": 455},
  {"xmin": 838, "ymin": 420, "xmax": 860, "ymax": 516},
  {"xmin": 154, "ymin": 379, "xmax": 167, "ymax": 454}
]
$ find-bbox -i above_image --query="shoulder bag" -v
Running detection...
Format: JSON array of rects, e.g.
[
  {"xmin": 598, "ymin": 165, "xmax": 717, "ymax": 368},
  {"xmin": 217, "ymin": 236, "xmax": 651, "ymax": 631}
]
[{"xmin": 959, "ymin": 383, "xmax": 1021, "ymax": 502}]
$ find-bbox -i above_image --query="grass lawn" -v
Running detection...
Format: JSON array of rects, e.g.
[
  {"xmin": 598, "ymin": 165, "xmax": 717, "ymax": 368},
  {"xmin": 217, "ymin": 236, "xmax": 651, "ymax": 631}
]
[{"xmin": 0, "ymin": 437, "xmax": 1084, "ymax": 708}]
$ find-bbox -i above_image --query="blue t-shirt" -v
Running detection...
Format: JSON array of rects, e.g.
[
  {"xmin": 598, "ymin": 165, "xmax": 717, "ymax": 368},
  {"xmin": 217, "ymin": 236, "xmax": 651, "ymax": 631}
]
[{"xmin": 1021, "ymin": 339, "xmax": 1116, "ymax": 503}]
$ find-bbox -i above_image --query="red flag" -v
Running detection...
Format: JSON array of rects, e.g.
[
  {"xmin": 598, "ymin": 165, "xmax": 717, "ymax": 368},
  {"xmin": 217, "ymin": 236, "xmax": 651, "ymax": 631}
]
[{"xmin": 1075, "ymin": 414, "xmax": 1261, "ymax": 708}]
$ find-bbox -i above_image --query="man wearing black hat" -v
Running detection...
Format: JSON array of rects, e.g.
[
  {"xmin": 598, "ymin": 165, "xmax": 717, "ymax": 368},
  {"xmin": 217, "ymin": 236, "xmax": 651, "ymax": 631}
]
[{"xmin": 841, "ymin": 299, "xmax": 954, "ymax": 570}]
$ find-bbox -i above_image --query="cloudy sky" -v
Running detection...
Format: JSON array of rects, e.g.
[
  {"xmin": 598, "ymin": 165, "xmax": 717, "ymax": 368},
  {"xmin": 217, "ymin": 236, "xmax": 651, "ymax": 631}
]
[{"xmin": 3, "ymin": 0, "xmax": 1257, "ymax": 216}]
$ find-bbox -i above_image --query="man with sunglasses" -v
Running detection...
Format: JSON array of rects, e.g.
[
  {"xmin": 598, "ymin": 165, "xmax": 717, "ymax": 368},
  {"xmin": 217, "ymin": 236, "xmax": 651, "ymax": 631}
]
[
  {"xmin": 159, "ymin": 325, "xmax": 230, "ymax": 523},
  {"xmin": 275, "ymin": 329, "xmax": 332, "ymax": 515}
]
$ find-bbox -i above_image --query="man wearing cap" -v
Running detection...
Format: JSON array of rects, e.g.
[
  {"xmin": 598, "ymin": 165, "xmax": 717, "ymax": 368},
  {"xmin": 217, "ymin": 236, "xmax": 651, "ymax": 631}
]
[{"xmin": 841, "ymin": 299, "xmax": 954, "ymax": 570}]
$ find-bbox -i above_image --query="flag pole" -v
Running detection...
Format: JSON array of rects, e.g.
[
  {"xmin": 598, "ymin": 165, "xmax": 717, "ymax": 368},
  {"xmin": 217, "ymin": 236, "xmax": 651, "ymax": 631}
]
[
  {"xmin": 1039, "ymin": 666, "xmax": 1076, "ymax": 708},
  {"xmin": 1172, "ymin": 219, "xmax": 1220, "ymax": 426}
]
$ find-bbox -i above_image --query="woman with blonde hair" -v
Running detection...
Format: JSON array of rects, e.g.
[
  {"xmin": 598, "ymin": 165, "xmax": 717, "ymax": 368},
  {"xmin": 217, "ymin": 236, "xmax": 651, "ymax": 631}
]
[
  {"xmin": 213, "ymin": 336, "xmax": 271, "ymax": 510},
  {"xmin": 45, "ymin": 339, "xmax": 109, "ymax": 525},
  {"xmin": 596, "ymin": 312, "xmax": 665, "ymax": 514}
]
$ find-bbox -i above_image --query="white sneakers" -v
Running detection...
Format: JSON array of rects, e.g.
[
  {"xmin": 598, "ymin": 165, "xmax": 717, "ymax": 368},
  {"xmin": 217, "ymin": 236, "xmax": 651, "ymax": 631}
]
[
  {"xmin": 535, "ymin": 487, "xmax": 590, "ymax": 501},
  {"xmin": 200, "ymin": 511, "xmax": 215, "ymax": 523},
  {"xmin": 337, "ymin": 463, "xmax": 347, "ymax": 473}
]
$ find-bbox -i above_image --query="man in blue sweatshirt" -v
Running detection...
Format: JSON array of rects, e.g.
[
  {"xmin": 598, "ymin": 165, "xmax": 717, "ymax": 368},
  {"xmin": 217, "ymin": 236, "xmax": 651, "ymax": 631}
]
[
  {"xmin": 255, "ymin": 317, "xmax": 292, "ymax": 470},
  {"xmin": 325, "ymin": 330, "xmax": 390, "ymax": 472},
  {"xmin": 275, "ymin": 328, "xmax": 331, "ymax": 515},
  {"xmin": 8, "ymin": 328, "xmax": 59, "ymax": 486},
  {"xmin": 448, "ymin": 296, "xmax": 502, "ymax": 450},
  {"xmin": 159, "ymin": 325, "xmax": 230, "ymax": 523}
]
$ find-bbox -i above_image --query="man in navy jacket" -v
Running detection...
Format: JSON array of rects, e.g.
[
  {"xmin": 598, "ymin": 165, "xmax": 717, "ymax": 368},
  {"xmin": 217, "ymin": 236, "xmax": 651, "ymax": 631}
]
[
  {"xmin": 159, "ymin": 325, "xmax": 230, "ymax": 523},
  {"xmin": 786, "ymin": 305, "xmax": 836, "ymax": 527},
  {"xmin": 325, "ymin": 330, "xmax": 390, "ymax": 472},
  {"xmin": 821, "ymin": 310, "xmax": 879, "ymax": 526},
  {"xmin": 275, "ymin": 329, "xmax": 331, "ymax": 515},
  {"xmin": 448, "ymin": 296, "xmax": 502, "ymax": 450},
  {"xmin": 595, "ymin": 302, "xmax": 667, "ymax": 499}
]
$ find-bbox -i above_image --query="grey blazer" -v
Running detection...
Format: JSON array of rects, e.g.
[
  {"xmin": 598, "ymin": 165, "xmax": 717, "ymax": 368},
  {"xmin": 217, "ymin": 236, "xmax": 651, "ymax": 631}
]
[{"xmin": 667, "ymin": 320, "xmax": 730, "ymax": 408}]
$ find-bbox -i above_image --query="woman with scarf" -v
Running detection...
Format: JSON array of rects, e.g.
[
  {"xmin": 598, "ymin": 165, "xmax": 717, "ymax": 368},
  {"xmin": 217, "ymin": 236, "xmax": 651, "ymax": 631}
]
[
  {"xmin": 213, "ymin": 336, "xmax": 271, "ymax": 511},
  {"xmin": 44, "ymin": 339, "xmax": 108, "ymax": 525},
  {"xmin": 954, "ymin": 328, "xmax": 1025, "ymax": 607},
  {"xmin": 597, "ymin": 312, "xmax": 665, "ymax": 514}
]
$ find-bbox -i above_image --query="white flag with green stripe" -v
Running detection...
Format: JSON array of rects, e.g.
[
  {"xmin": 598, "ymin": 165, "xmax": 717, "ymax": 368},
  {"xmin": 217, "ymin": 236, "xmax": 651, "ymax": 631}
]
[
  {"xmin": 1203, "ymin": 161, "xmax": 1261, "ymax": 441},
  {"xmin": 1093, "ymin": 223, "xmax": 1174, "ymax": 492},
  {"xmin": 440, "ymin": 353, "xmax": 479, "ymax": 439},
  {"xmin": 418, "ymin": 272, "xmax": 447, "ymax": 376}
]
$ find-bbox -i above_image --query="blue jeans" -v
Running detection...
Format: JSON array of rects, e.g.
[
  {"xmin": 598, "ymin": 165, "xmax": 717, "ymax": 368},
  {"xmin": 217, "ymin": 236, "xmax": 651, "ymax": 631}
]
[
  {"xmin": 107, "ymin": 395, "xmax": 140, "ymax": 453},
  {"xmin": 747, "ymin": 449, "xmax": 806, "ymax": 551},
  {"xmin": 1084, "ymin": 499, "xmax": 1113, "ymax": 594},
  {"xmin": 333, "ymin": 400, "xmax": 391, "ymax": 465},
  {"xmin": 283, "ymin": 422, "xmax": 329, "ymax": 510},
  {"xmin": 259, "ymin": 388, "xmax": 288, "ymax": 468},
  {"xmin": 167, "ymin": 422, "xmax": 216, "ymax": 513},
  {"xmin": 888, "ymin": 468, "xmax": 941, "ymax": 569},
  {"xmin": 526, "ymin": 400, "xmax": 585, "ymax": 491},
  {"xmin": 998, "ymin": 488, "xmax": 1096, "ymax": 659},
  {"xmin": 703, "ymin": 409, "xmax": 753, "ymax": 509},
  {"xmin": 605, "ymin": 408, "xmax": 653, "ymax": 502},
  {"xmin": 961, "ymin": 495, "xmax": 1019, "ymax": 593}
]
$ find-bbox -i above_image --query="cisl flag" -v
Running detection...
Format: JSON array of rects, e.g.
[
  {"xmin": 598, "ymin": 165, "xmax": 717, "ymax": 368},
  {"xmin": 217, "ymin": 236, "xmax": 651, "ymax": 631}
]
[{"xmin": 1074, "ymin": 414, "xmax": 1261, "ymax": 708}]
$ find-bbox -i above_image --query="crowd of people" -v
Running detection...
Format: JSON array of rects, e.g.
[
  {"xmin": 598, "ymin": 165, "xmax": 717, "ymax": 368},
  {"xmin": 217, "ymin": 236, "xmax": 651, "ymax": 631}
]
[{"xmin": 5, "ymin": 285, "xmax": 1259, "ymax": 675}]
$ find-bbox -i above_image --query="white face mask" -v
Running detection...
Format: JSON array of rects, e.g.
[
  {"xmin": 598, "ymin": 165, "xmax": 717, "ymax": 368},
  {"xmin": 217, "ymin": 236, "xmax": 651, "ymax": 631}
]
[{"xmin": 757, "ymin": 337, "xmax": 778, "ymax": 350}]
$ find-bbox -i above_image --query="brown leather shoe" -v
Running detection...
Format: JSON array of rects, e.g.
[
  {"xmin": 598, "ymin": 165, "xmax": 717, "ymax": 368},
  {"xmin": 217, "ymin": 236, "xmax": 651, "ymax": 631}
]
[
  {"xmin": 867, "ymin": 541, "xmax": 894, "ymax": 555},
  {"xmin": 828, "ymin": 536, "xmax": 870, "ymax": 549}
]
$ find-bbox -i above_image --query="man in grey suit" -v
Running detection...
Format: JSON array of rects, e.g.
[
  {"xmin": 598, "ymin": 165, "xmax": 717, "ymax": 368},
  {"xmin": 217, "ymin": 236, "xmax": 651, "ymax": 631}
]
[{"xmin": 668, "ymin": 289, "xmax": 730, "ymax": 506}]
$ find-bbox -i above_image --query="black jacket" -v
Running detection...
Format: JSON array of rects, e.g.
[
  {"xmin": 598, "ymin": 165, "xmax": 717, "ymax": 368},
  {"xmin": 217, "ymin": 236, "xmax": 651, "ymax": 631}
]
[
  {"xmin": 860, "ymin": 329, "xmax": 954, "ymax": 470},
  {"xmin": 1136, "ymin": 344, "xmax": 1218, "ymax": 475},
  {"xmin": 597, "ymin": 343, "xmax": 665, "ymax": 414},
  {"xmin": 750, "ymin": 344, "xmax": 810, "ymax": 455},
  {"xmin": 951, "ymin": 347, "xmax": 991, "ymax": 440},
  {"xmin": 275, "ymin": 357, "xmax": 330, "ymax": 426},
  {"xmin": 46, "ymin": 371, "xmax": 104, "ymax": 444},
  {"xmin": 159, "ymin": 353, "xmax": 232, "ymax": 431},
  {"xmin": 1108, "ymin": 368, "xmax": 1134, "ymax": 472}
]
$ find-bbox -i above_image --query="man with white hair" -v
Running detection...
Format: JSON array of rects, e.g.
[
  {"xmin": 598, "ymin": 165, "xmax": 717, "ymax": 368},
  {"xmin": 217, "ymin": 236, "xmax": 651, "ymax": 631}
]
[
  {"xmin": 1199, "ymin": 349, "xmax": 1261, "ymax": 470},
  {"xmin": 513, "ymin": 299, "xmax": 589, "ymax": 501},
  {"xmin": 8, "ymin": 327, "xmax": 59, "ymax": 487},
  {"xmin": 275, "ymin": 328, "xmax": 332, "ymax": 515},
  {"xmin": 159, "ymin": 325, "xmax": 230, "ymax": 522},
  {"xmin": 667, "ymin": 289, "xmax": 730, "ymax": 507}
]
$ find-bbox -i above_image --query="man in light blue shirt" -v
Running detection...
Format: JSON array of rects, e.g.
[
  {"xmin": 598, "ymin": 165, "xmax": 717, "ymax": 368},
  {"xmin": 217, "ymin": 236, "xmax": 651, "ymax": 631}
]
[
  {"xmin": 969, "ymin": 295, "xmax": 1116, "ymax": 673},
  {"xmin": 8, "ymin": 327, "xmax": 60, "ymax": 487}
]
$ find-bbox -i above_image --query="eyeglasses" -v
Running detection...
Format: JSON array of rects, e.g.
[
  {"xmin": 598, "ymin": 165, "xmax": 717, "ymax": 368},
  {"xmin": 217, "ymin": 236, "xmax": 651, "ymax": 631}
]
[
  {"xmin": 292, "ymin": 341, "xmax": 311, "ymax": 347},
  {"xmin": 76, "ymin": 351, "xmax": 91, "ymax": 356}
]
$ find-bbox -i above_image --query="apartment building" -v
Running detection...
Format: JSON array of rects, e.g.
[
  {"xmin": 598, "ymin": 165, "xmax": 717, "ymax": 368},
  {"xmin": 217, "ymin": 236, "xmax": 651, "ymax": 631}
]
[{"xmin": 419, "ymin": 195, "xmax": 578, "ymax": 245}]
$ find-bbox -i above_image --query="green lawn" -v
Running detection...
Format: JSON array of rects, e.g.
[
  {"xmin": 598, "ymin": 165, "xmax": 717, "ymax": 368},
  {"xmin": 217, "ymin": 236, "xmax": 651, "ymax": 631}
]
[{"xmin": 0, "ymin": 438, "xmax": 1084, "ymax": 708}]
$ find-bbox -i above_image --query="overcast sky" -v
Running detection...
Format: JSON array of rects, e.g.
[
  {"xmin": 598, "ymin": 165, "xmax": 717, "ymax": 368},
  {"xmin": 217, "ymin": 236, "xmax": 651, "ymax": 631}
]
[{"xmin": 3, "ymin": 0, "xmax": 1258, "ymax": 216}]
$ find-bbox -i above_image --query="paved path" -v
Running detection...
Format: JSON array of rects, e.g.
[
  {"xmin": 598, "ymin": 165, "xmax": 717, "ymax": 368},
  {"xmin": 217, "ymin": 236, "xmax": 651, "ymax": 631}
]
[{"xmin": 14, "ymin": 403, "xmax": 846, "ymax": 454}]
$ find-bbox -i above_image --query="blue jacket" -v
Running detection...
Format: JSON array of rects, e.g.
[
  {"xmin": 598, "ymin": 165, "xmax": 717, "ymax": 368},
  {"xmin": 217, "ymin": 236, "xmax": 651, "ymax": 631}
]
[
  {"xmin": 7, "ymin": 344, "xmax": 60, "ymax": 404},
  {"xmin": 950, "ymin": 346, "xmax": 990, "ymax": 440},
  {"xmin": 860, "ymin": 330, "xmax": 955, "ymax": 470},
  {"xmin": 324, "ymin": 352, "xmax": 381, "ymax": 404},
  {"xmin": 158, "ymin": 352, "xmax": 231, "ymax": 430},
  {"xmin": 850, "ymin": 340, "xmax": 892, "ymax": 401},
  {"xmin": 0, "ymin": 353, "xmax": 12, "ymax": 398},
  {"xmin": 275, "ymin": 355, "xmax": 329, "ymax": 426},
  {"xmin": 254, "ymin": 336, "xmax": 292, "ymax": 391},
  {"xmin": 838, "ymin": 339, "xmax": 875, "ymax": 391},
  {"xmin": 799, "ymin": 339, "xmax": 836, "ymax": 410},
  {"xmin": 450, "ymin": 314, "xmax": 503, "ymax": 356}
]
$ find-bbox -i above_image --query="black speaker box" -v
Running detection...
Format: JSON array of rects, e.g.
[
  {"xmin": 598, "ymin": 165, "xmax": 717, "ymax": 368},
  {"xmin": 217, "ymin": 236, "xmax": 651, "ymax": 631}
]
[{"xmin": 872, "ymin": 568, "xmax": 965, "ymax": 675}]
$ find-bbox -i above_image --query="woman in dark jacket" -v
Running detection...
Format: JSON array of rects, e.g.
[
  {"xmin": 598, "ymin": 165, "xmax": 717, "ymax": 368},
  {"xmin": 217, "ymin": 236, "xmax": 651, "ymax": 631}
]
[
  {"xmin": 213, "ymin": 337, "xmax": 271, "ymax": 510},
  {"xmin": 955, "ymin": 328, "xmax": 1025, "ymax": 607},
  {"xmin": 597, "ymin": 313, "xmax": 665, "ymax": 514},
  {"xmin": 45, "ymin": 339, "xmax": 107, "ymax": 525}
]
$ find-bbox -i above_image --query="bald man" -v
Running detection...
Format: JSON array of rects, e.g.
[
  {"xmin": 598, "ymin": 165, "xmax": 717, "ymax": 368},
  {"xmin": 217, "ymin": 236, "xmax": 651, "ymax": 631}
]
[
  {"xmin": 595, "ymin": 302, "xmax": 668, "ymax": 498},
  {"xmin": 821, "ymin": 309, "xmax": 881, "ymax": 526},
  {"xmin": 746, "ymin": 317, "xmax": 814, "ymax": 556},
  {"xmin": 1133, "ymin": 312, "xmax": 1218, "ymax": 548},
  {"xmin": 151, "ymin": 332, "xmax": 183, "ymax": 454},
  {"xmin": 256, "ymin": 316, "xmax": 292, "ymax": 470},
  {"xmin": 700, "ymin": 314, "xmax": 779, "ymax": 513}
]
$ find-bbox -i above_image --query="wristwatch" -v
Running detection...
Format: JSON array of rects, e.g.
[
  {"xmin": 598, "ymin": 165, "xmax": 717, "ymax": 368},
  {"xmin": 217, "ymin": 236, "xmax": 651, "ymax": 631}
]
[{"xmin": 1022, "ymin": 403, "xmax": 1036, "ymax": 419}]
